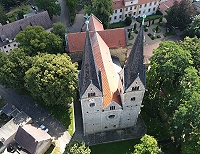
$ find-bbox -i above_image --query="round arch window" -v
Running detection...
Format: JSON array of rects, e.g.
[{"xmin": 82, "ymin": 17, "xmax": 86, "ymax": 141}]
[{"xmin": 108, "ymin": 115, "xmax": 115, "ymax": 119}]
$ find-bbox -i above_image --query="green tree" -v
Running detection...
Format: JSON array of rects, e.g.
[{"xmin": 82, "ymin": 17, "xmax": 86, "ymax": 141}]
[
  {"xmin": 181, "ymin": 133, "xmax": 200, "ymax": 154},
  {"xmin": 133, "ymin": 134, "xmax": 159, "ymax": 154},
  {"xmin": 65, "ymin": 0, "xmax": 78, "ymax": 14},
  {"xmin": 17, "ymin": 10, "xmax": 24, "ymax": 20},
  {"xmin": 0, "ymin": 4, "xmax": 7, "ymax": 25},
  {"xmin": 180, "ymin": 37, "xmax": 200, "ymax": 71},
  {"xmin": 34, "ymin": 0, "xmax": 61, "ymax": 18},
  {"xmin": 85, "ymin": 0, "xmax": 113, "ymax": 29},
  {"xmin": 171, "ymin": 67, "xmax": 200, "ymax": 140},
  {"xmin": 25, "ymin": 53, "xmax": 78, "ymax": 106},
  {"xmin": 0, "ymin": 49, "xmax": 31, "ymax": 89},
  {"xmin": 65, "ymin": 140, "xmax": 91, "ymax": 154},
  {"xmin": 51, "ymin": 22, "xmax": 66, "ymax": 40},
  {"xmin": 186, "ymin": 14, "xmax": 200, "ymax": 38},
  {"xmin": 16, "ymin": 26, "xmax": 63, "ymax": 56},
  {"xmin": 166, "ymin": 0, "xmax": 196, "ymax": 31},
  {"xmin": 125, "ymin": 16, "xmax": 132, "ymax": 26}
]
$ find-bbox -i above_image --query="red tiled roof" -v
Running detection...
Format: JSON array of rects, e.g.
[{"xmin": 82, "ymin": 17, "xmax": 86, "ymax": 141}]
[
  {"xmin": 67, "ymin": 28, "xmax": 126, "ymax": 52},
  {"xmin": 138, "ymin": 0, "xmax": 156, "ymax": 5},
  {"xmin": 91, "ymin": 32, "xmax": 121, "ymax": 108},
  {"xmin": 82, "ymin": 14, "xmax": 104, "ymax": 32},
  {"xmin": 159, "ymin": 0, "xmax": 182, "ymax": 12},
  {"xmin": 113, "ymin": 0, "xmax": 124, "ymax": 10}
]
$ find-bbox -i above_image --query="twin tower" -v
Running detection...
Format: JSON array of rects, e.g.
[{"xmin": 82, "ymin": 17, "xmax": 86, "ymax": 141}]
[{"xmin": 78, "ymin": 15, "xmax": 145, "ymax": 135}]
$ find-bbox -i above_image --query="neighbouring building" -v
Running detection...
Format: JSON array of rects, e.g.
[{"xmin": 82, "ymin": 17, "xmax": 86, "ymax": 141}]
[
  {"xmin": 0, "ymin": 111, "xmax": 32, "ymax": 149},
  {"xmin": 0, "ymin": 11, "xmax": 52, "ymax": 54},
  {"xmin": 110, "ymin": 0, "xmax": 166, "ymax": 23},
  {"xmin": 14, "ymin": 124, "xmax": 52, "ymax": 154},
  {"xmin": 66, "ymin": 14, "xmax": 127, "ymax": 53},
  {"xmin": 78, "ymin": 15, "xmax": 146, "ymax": 135}
]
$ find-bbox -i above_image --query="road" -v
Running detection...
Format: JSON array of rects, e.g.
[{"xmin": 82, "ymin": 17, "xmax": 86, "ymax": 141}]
[
  {"xmin": 52, "ymin": 0, "xmax": 70, "ymax": 27},
  {"xmin": 0, "ymin": 85, "xmax": 71, "ymax": 153}
]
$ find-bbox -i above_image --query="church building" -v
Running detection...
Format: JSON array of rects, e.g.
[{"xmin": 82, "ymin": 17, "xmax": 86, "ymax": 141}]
[{"xmin": 78, "ymin": 15, "xmax": 145, "ymax": 135}]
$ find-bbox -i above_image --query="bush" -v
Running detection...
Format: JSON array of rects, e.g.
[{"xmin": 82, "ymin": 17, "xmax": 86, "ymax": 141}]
[
  {"xmin": 144, "ymin": 28, "xmax": 148, "ymax": 32},
  {"xmin": 134, "ymin": 29, "xmax": 138, "ymax": 34},
  {"xmin": 157, "ymin": 35, "xmax": 161, "ymax": 38},
  {"xmin": 125, "ymin": 16, "xmax": 132, "ymax": 26}
]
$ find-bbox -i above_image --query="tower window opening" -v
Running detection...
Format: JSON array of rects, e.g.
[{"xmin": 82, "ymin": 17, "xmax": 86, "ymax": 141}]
[
  {"xmin": 90, "ymin": 103, "xmax": 95, "ymax": 107},
  {"xmin": 108, "ymin": 115, "xmax": 115, "ymax": 119},
  {"xmin": 131, "ymin": 97, "xmax": 136, "ymax": 101},
  {"xmin": 110, "ymin": 106, "xmax": 115, "ymax": 110},
  {"xmin": 88, "ymin": 92, "xmax": 95, "ymax": 97}
]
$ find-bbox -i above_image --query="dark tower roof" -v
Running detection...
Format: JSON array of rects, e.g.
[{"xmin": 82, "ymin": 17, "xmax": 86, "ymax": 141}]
[
  {"xmin": 124, "ymin": 26, "xmax": 146, "ymax": 91},
  {"xmin": 79, "ymin": 30, "xmax": 101, "ymax": 96}
]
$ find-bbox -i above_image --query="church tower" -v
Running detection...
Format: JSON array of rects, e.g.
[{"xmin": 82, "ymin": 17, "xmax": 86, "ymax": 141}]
[
  {"xmin": 120, "ymin": 25, "xmax": 146, "ymax": 128},
  {"xmin": 79, "ymin": 25, "xmax": 103, "ymax": 135}
]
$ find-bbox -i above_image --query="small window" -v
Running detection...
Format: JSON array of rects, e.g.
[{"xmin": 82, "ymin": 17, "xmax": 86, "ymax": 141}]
[
  {"xmin": 139, "ymin": 11, "xmax": 141, "ymax": 14},
  {"xmin": 131, "ymin": 97, "xmax": 136, "ymax": 101},
  {"xmin": 88, "ymin": 92, "xmax": 95, "ymax": 97},
  {"xmin": 108, "ymin": 115, "xmax": 115, "ymax": 119},
  {"xmin": 132, "ymin": 86, "xmax": 139, "ymax": 91},
  {"xmin": 105, "ymin": 126, "xmax": 107, "ymax": 128},
  {"xmin": 125, "ymin": 14, "xmax": 127, "ymax": 17},
  {"xmin": 115, "ymin": 10, "xmax": 117, "ymax": 13},
  {"xmin": 4, "ymin": 46, "xmax": 6, "ymax": 48},
  {"xmin": 113, "ymin": 125, "xmax": 116, "ymax": 127},
  {"xmin": 8, "ymin": 44, "xmax": 10, "ymax": 47},
  {"xmin": 140, "ymin": 5, "xmax": 142, "ymax": 8},
  {"xmin": 14, "ymin": 44, "xmax": 16, "ymax": 47},
  {"xmin": 90, "ymin": 103, "xmax": 95, "ymax": 107},
  {"xmin": 154, "ymin": 1, "xmax": 157, "ymax": 5},
  {"xmin": 149, "ymin": 2, "xmax": 152, "ymax": 6},
  {"xmin": 114, "ymin": 16, "xmax": 117, "ymax": 19},
  {"xmin": 126, "ymin": 8, "xmax": 128, "ymax": 11},
  {"xmin": 144, "ymin": 4, "xmax": 147, "ymax": 7},
  {"xmin": 134, "ymin": 12, "xmax": 136, "ymax": 15},
  {"xmin": 148, "ymin": 8, "xmax": 151, "ymax": 12},
  {"xmin": 110, "ymin": 106, "xmax": 115, "ymax": 110},
  {"xmin": 134, "ymin": 6, "xmax": 137, "ymax": 9},
  {"xmin": 153, "ymin": 7, "xmax": 156, "ymax": 11},
  {"xmin": 119, "ymin": 15, "xmax": 122, "ymax": 18},
  {"xmin": 120, "ymin": 9, "xmax": 122, "ymax": 12},
  {"xmin": 130, "ymin": 7, "xmax": 132, "ymax": 10}
]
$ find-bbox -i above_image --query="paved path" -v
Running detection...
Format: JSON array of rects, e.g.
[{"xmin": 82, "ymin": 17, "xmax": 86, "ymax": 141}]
[{"xmin": 0, "ymin": 86, "xmax": 71, "ymax": 153}]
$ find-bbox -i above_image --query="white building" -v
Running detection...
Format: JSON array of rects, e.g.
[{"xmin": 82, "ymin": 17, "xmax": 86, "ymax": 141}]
[{"xmin": 110, "ymin": 0, "xmax": 165, "ymax": 23}]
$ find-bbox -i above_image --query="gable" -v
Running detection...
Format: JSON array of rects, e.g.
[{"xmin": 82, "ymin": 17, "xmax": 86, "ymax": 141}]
[
  {"xmin": 125, "ymin": 76, "xmax": 145, "ymax": 92},
  {"xmin": 104, "ymin": 100, "xmax": 122, "ymax": 111},
  {"xmin": 81, "ymin": 83, "xmax": 102, "ymax": 99}
]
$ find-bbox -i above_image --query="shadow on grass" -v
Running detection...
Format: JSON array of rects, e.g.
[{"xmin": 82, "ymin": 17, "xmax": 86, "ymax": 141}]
[{"xmin": 90, "ymin": 138, "xmax": 140, "ymax": 154}]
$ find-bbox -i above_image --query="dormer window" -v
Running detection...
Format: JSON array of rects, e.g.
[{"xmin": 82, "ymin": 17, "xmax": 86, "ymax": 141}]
[
  {"xmin": 88, "ymin": 92, "xmax": 95, "ymax": 97},
  {"xmin": 110, "ymin": 106, "xmax": 115, "ymax": 110}
]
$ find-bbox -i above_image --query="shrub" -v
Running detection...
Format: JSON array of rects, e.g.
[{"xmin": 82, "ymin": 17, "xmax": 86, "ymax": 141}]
[
  {"xmin": 134, "ymin": 23, "xmax": 137, "ymax": 30},
  {"xmin": 134, "ymin": 29, "xmax": 138, "ymax": 34},
  {"xmin": 128, "ymin": 31, "xmax": 131, "ymax": 38},
  {"xmin": 157, "ymin": 35, "xmax": 161, "ymax": 38},
  {"xmin": 144, "ymin": 28, "xmax": 148, "ymax": 32},
  {"xmin": 125, "ymin": 16, "xmax": 132, "ymax": 26}
]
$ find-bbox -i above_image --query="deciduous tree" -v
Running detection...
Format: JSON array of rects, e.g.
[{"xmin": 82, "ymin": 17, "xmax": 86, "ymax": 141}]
[
  {"xmin": 25, "ymin": 53, "xmax": 78, "ymax": 106},
  {"xmin": 16, "ymin": 26, "xmax": 63, "ymax": 56},
  {"xmin": 0, "ymin": 4, "xmax": 7, "ymax": 25},
  {"xmin": 34, "ymin": 0, "xmax": 61, "ymax": 18},
  {"xmin": 65, "ymin": 140, "xmax": 91, "ymax": 154},
  {"xmin": 51, "ymin": 22, "xmax": 66, "ymax": 40},
  {"xmin": 186, "ymin": 14, "xmax": 200, "ymax": 38},
  {"xmin": 166, "ymin": 0, "xmax": 196, "ymax": 31},
  {"xmin": 0, "ymin": 49, "xmax": 31, "ymax": 89},
  {"xmin": 133, "ymin": 134, "xmax": 159, "ymax": 154},
  {"xmin": 85, "ymin": 0, "xmax": 113, "ymax": 29}
]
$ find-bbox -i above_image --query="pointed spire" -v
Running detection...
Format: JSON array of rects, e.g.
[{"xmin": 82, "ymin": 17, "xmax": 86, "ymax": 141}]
[
  {"xmin": 79, "ymin": 29, "xmax": 101, "ymax": 96},
  {"xmin": 124, "ymin": 25, "xmax": 146, "ymax": 91}
]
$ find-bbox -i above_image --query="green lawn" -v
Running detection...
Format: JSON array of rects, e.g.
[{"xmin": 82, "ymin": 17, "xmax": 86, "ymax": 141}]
[{"xmin": 90, "ymin": 138, "xmax": 140, "ymax": 154}]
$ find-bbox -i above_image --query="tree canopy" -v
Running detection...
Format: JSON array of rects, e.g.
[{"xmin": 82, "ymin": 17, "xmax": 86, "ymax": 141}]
[
  {"xmin": 24, "ymin": 53, "xmax": 78, "ymax": 106},
  {"xmin": 65, "ymin": 140, "xmax": 91, "ymax": 154},
  {"xmin": 85, "ymin": 0, "xmax": 113, "ymax": 29},
  {"xmin": 34, "ymin": 0, "xmax": 61, "ymax": 18},
  {"xmin": 165, "ymin": 0, "xmax": 196, "ymax": 31},
  {"xmin": 133, "ymin": 134, "xmax": 159, "ymax": 154},
  {"xmin": 186, "ymin": 15, "xmax": 200, "ymax": 38},
  {"xmin": 51, "ymin": 22, "xmax": 66, "ymax": 40},
  {"xmin": 0, "ymin": 4, "xmax": 7, "ymax": 25},
  {"xmin": 0, "ymin": 49, "xmax": 31, "ymax": 89},
  {"xmin": 16, "ymin": 26, "xmax": 63, "ymax": 56}
]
